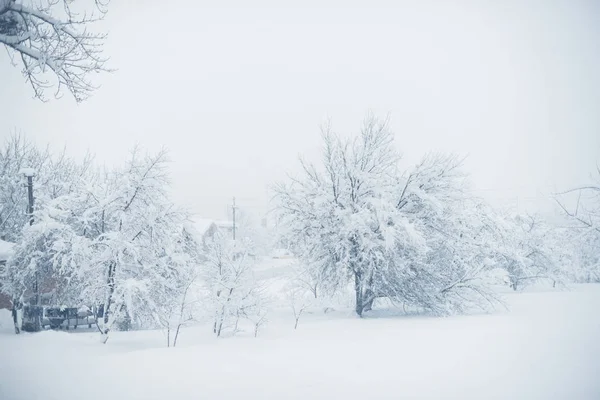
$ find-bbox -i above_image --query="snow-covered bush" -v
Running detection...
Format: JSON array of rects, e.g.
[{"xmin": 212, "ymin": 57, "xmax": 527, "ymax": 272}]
[
  {"xmin": 203, "ymin": 233, "xmax": 268, "ymax": 337},
  {"xmin": 287, "ymin": 284, "xmax": 315, "ymax": 330}
]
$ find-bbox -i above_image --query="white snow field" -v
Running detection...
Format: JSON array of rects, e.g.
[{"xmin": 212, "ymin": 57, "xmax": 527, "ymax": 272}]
[{"xmin": 1, "ymin": 285, "xmax": 599, "ymax": 400}]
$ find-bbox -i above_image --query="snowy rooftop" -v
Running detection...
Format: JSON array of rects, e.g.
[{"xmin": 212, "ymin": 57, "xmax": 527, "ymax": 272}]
[
  {"xmin": 0, "ymin": 239, "xmax": 14, "ymax": 261},
  {"xmin": 214, "ymin": 220, "xmax": 233, "ymax": 229},
  {"xmin": 188, "ymin": 218, "xmax": 215, "ymax": 236}
]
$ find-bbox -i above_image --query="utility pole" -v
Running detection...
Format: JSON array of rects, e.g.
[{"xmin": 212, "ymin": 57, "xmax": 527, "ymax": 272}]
[
  {"xmin": 18, "ymin": 168, "xmax": 41, "ymax": 332},
  {"xmin": 232, "ymin": 197, "xmax": 237, "ymax": 241},
  {"xmin": 26, "ymin": 174, "xmax": 34, "ymax": 226},
  {"xmin": 26, "ymin": 170, "xmax": 41, "ymax": 332},
  {"xmin": 26, "ymin": 173, "xmax": 37, "ymax": 309}
]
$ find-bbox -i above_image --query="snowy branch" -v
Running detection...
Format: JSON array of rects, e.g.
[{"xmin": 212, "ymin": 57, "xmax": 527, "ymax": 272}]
[{"xmin": 0, "ymin": 0, "xmax": 111, "ymax": 102}]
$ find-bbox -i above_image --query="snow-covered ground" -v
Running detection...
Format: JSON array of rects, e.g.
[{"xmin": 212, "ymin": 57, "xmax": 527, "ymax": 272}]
[{"xmin": 1, "ymin": 285, "xmax": 599, "ymax": 400}]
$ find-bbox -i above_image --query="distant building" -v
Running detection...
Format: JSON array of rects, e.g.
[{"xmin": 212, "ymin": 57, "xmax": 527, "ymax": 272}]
[{"xmin": 185, "ymin": 218, "xmax": 234, "ymax": 250}]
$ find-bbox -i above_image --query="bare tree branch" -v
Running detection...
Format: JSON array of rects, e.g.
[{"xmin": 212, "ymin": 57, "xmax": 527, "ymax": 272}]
[{"xmin": 0, "ymin": 0, "xmax": 111, "ymax": 102}]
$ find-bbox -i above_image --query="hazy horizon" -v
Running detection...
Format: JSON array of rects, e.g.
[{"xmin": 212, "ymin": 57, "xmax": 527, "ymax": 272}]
[{"xmin": 2, "ymin": 0, "xmax": 599, "ymax": 219}]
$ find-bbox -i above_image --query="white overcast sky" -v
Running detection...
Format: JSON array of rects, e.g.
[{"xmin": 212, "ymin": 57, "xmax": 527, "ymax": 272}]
[{"xmin": 1, "ymin": 0, "xmax": 599, "ymax": 219}]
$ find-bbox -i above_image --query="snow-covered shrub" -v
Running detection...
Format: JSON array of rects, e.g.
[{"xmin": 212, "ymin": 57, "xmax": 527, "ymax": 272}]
[{"xmin": 203, "ymin": 233, "xmax": 268, "ymax": 337}]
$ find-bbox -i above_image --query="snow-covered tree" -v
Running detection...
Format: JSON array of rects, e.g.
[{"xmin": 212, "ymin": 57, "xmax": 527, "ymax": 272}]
[
  {"xmin": 203, "ymin": 233, "xmax": 267, "ymax": 337},
  {"xmin": 0, "ymin": 135, "xmax": 93, "ymax": 243},
  {"xmin": 286, "ymin": 279, "xmax": 317, "ymax": 330},
  {"xmin": 555, "ymin": 169, "xmax": 600, "ymax": 282},
  {"xmin": 0, "ymin": 0, "xmax": 110, "ymax": 101},
  {"xmin": 390, "ymin": 155, "xmax": 502, "ymax": 314},
  {"xmin": 544, "ymin": 225, "xmax": 591, "ymax": 284},
  {"xmin": 495, "ymin": 214, "xmax": 566, "ymax": 290},
  {"xmin": 2, "ymin": 195, "xmax": 97, "ymax": 332},
  {"xmin": 575, "ymin": 232, "xmax": 600, "ymax": 282},
  {"xmin": 2, "ymin": 146, "xmax": 201, "ymax": 340},
  {"xmin": 0, "ymin": 135, "xmax": 95, "ymax": 332},
  {"xmin": 72, "ymin": 148, "xmax": 199, "ymax": 341},
  {"xmin": 556, "ymin": 169, "xmax": 600, "ymax": 233},
  {"xmin": 154, "ymin": 226, "xmax": 203, "ymax": 347},
  {"xmin": 154, "ymin": 265, "xmax": 199, "ymax": 347},
  {"xmin": 275, "ymin": 116, "xmax": 501, "ymax": 317}
]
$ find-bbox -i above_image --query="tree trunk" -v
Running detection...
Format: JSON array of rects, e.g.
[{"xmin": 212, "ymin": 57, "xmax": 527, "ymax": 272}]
[
  {"xmin": 118, "ymin": 305, "xmax": 132, "ymax": 331},
  {"xmin": 216, "ymin": 316, "xmax": 224, "ymax": 338},
  {"xmin": 102, "ymin": 261, "xmax": 116, "ymax": 339},
  {"xmin": 354, "ymin": 272, "xmax": 364, "ymax": 317},
  {"xmin": 509, "ymin": 276, "xmax": 518, "ymax": 291},
  {"xmin": 32, "ymin": 271, "xmax": 41, "ymax": 332},
  {"xmin": 216, "ymin": 287, "xmax": 234, "ymax": 337},
  {"xmin": 363, "ymin": 271, "xmax": 375, "ymax": 312},
  {"xmin": 363, "ymin": 289, "xmax": 375, "ymax": 313},
  {"xmin": 12, "ymin": 299, "xmax": 20, "ymax": 334},
  {"xmin": 173, "ymin": 324, "xmax": 183, "ymax": 347}
]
